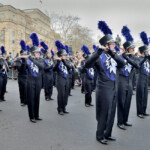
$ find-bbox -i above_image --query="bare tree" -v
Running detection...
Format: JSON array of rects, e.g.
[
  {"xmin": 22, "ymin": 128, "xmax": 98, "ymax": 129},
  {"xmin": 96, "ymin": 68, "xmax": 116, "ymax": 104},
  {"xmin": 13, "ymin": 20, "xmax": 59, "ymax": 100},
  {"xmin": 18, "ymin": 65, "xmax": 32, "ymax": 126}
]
[
  {"xmin": 50, "ymin": 12, "xmax": 80, "ymax": 44},
  {"xmin": 70, "ymin": 24, "xmax": 93, "ymax": 53},
  {"xmin": 49, "ymin": 13, "xmax": 94, "ymax": 53}
]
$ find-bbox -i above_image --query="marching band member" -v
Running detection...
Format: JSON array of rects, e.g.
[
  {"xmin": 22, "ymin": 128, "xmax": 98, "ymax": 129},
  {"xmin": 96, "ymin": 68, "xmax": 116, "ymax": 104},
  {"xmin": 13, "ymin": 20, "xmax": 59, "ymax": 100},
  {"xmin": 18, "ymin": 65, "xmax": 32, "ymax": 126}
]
[
  {"xmin": 85, "ymin": 21, "xmax": 125, "ymax": 144},
  {"xmin": 53, "ymin": 41, "xmax": 71, "ymax": 115},
  {"xmin": 81, "ymin": 45, "xmax": 94, "ymax": 107},
  {"xmin": 40, "ymin": 41, "xmax": 54, "ymax": 101}
]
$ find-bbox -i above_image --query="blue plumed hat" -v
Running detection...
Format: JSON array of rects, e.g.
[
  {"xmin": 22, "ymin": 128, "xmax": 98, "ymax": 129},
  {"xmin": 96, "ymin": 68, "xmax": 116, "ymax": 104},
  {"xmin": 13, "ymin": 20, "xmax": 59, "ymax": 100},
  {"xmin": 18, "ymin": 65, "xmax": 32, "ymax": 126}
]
[
  {"xmin": 81, "ymin": 45, "xmax": 91, "ymax": 58},
  {"xmin": 26, "ymin": 45, "xmax": 30, "ymax": 52},
  {"xmin": 19, "ymin": 40, "xmax": 28, "ymax": 55},
  {"xmin": 139, "ymin": 31, "xmax": 149, "ymax": 53},
  {"xmin": 55, "ymin": 40, "xmax": 67, "ymax": 57},
  {"xmin": 40, "ymin": 41, "xmax": 51, "ymax": 54},
  {"xmin": 40, "ymin": 48, "xmax": 46, "ymax": 56},
  {"xmin": 30, "ymin": 33, "xmax": 40, "ymax": 53},
  {"xmin": 122, "ymin": 26, "xmax": 135, "ymax": 50},
  {"xmin": 0, "ymin": 46, "xmax": 6, "ymax": 57},
  {"xmin": 115, "ymin": 45, "xmax": 120, "ymax": 52},
  {"xmin": 65, "ymin": 45, "xmax": 72, "ymax": 57},
  {"xmin": 98, "ymin": 21, "xmax": 115, "ymax": 46},
  {"xmin": 93, "ymin": 45, "xmax": 99, "ymax": 52},
  {"xmin": 51, "ymin": 50, "xmax": 55, "ymax": 56}
]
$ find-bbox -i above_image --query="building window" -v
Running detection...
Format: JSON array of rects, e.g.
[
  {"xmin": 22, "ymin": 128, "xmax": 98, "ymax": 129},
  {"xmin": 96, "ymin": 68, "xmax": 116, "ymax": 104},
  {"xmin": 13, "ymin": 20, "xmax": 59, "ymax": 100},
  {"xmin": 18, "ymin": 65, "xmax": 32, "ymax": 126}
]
[
  {"xmin": 12, "ymin": 31, "xmax": 15, "ymax": 44},
  {"xmin": 10, "ymin": 14, "xmax": 15, "ymax": 21},
  {"xmin": 1, "ymin": 30, "xmax": 5, "ymax": 42},
  {"xmin": 0, "ymin": 13, "xmax": 5, "ymax": 20},
  {"xmin": 18, "ymin": 32, "xmax": 23, "ymax": 40}
]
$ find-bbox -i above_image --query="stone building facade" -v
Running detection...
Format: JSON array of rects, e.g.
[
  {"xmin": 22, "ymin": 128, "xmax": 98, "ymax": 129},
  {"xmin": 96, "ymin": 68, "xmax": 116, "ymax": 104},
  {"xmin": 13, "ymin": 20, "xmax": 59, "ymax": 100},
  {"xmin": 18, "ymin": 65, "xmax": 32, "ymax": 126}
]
[{"xmin": 0, "ymin": 3, "xmax": 60, "ymax": 56}]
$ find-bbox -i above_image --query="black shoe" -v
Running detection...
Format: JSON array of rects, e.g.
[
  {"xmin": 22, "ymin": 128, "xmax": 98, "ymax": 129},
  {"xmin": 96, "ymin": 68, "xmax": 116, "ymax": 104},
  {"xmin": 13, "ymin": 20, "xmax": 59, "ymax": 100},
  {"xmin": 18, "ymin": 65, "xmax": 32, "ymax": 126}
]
[
  {"xmin": 45, "ymin": 98, "xmax": 50, "ymax": 101},
  {"xmin": 20, "ymin": 103, "xmax": 26, "ymax": 106},
  {"xmin": 58, "ymin": 111, "xmax": 64, "ymax": 115},
  {"xmin": 124, "ymin": 122, "xmax": 132, "ymax": 126},
  {"xmin": 97, "ymin": 138, "xmax": 108, "ymax": 145},
  {"xmin": 105, "ymin": 136, "xmax": 116, "ymax": 141},
  {"xmin": 49, "ymin": 98, "xmax": 54, "ymax": 100},
  {"xmin": 143, "ymin": 113, "xmax": 149, "ymax": 116},
  {"xmin": 81, "ymin": 90, "xmax": 85, "ymax": 94},
  {"xmin": 0, "ymin": 99, "xmax": 6, "ymax": 102},
  {"xmin": 89, "ymin": 104, "xmax": 94, "ymax": 106},
  {"xmin": 85, "ymin": 104, "xmax": 90, "ymax": 107},
  {"xmin": 63, "ymin": 110, "xmax": 69, "ymax": 114},
  {"xmin": 117, "ymin": 124, "xmax": 126, "ymax": 130},
  {"xmin": 30, "ymin": 119, "xmax": 36, "ymax": 123},
  {"xmin": 35, "ymin": 118, "xmax": 42, "ymax": 121},
  {"xmin": 69, "ymin": 94, "xmax": 72, "ymax": 96},
  {"xmin": 137, "ymin": 114, "xmax": 144, "ymax": 118}
]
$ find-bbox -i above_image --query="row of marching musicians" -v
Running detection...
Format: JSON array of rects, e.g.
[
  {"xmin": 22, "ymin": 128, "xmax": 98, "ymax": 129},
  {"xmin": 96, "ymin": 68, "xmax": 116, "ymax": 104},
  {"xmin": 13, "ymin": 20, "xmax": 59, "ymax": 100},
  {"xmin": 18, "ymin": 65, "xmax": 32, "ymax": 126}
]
[
  {"xmin": 0, "ymin": 21, "xmax": 149, "ymax": 145},
  {"xmin": 10, "ymin": 33, "xmax": 75, "ymax": 123},
  {"xmin": 79, "ymin": 21, "xmax": 150, "ymax": 145}
]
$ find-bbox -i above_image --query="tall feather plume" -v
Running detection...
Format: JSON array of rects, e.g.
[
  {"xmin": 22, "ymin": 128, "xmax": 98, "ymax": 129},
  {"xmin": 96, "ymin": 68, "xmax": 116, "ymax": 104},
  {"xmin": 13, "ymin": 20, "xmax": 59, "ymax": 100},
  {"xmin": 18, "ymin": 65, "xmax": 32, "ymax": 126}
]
[
  {"xmin": 1, "ymin": 46, "xmax": 6, "ymax": 54},
  {"xmin": 40, "ymin": 41, "xmax": 49, "ymax": 50},
  {"xmin": 81, "ymin": 45, "xmax": 91, "ymax": 55},
  {"xmin": 65, "ymin": 45, "xmax": 70, "ymax": 54},
  {"xmin": 20, "ymin": 40, "xmax": 27, "ymax": 50},
  {"xmin": 51, "ymin": 50, "xmax": 55, "ymax": 56},
  {"xmin": 98, "ymin": 21, "xmax": 112, "ymax": 35},
  {"xmin": 26, "ymin": 45, "xmax": 30, "ymax": 52},
  {"xmin": 93, "ymin": 45, "xmax": 98, "ymax": 52},
  {"xmin": 115, "ymin": 45, "xmax": 120, "ymax": 52},
  {"xmin": 41, "ymin": 48, "xmax": 46, "ymax": 54},
  {"xmin": 121, "ymin": 26, "xmax": 134, "ymax": 42},
  {"xmin": 140, "ymin": 32, "xmax": 149, "ymax": 46},
  {"xmin": 30, "ymin": 33, "xmax": 39, "ymax": 46},
  {"xmin": 55, "ymin": 40, "xmax": 65, "ymax": 51}
]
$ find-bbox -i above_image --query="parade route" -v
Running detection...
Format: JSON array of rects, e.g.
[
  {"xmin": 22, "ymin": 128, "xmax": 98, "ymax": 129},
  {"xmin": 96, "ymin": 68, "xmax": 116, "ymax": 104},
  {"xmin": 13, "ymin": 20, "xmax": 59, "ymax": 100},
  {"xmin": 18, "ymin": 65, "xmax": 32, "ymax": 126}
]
[{"xmin": 0, "ymin": 79, "xmax": 150, "ymax": 150}]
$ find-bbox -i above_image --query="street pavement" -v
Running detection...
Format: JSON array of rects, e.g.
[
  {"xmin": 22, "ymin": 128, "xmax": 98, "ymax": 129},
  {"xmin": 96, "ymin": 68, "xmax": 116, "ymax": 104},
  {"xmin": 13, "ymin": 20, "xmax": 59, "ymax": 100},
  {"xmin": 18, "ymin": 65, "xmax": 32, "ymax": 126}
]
[{"xmin": 0, "ymin": 79, "xmax": 150, "ymax": 150}]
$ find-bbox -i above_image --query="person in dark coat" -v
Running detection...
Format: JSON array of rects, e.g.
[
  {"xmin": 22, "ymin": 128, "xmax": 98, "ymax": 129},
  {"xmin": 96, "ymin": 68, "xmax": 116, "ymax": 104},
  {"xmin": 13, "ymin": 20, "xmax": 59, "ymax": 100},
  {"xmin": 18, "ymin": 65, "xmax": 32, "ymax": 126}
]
[
  {"xmin": 25, "ymin": 33, "xmax": 44, "ymax": 123},
  {"xmin": 40, "ymin": 41, "xmax": 54, "ymax": 101},
  {"xmin": 116, "ymin": 26, "xmax": 141, "ymax": 130},
  {"xmin": 85, "ymin": 21, "xmax": 126, "ymax": 145},
  {"xmin": 136, "ymin": 32, "xmax": 150, "ymax": 118},
  {"xmin": 53, "ymin": 40, "xmax": 71, "ymax": 115},
  {"xmin": 0, "ymin": 46, "xmax": 9, "ymax": 102},
  {"xmin": 81, "ymin": 45, "xmax": 94, "ymax": 107},
  {"xmin": 14, "ymin": 40, "xmax": 28, "ymax": 106},
  {"xmin": 65, "ymin": 45, "xmax": 73, "ymax": 96}
]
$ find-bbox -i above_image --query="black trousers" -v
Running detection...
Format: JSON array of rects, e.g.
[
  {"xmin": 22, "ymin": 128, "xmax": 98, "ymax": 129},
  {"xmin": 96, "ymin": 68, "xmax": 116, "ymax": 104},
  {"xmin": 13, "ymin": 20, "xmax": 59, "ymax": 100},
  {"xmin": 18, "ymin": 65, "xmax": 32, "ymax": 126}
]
[
  {"xmin": 72, "ymin": 71, "xmax": 75, "ymax": 89},
  {"xmin": 53, "ymin": 72, "xmax": 57, "ymax": 87},
  {"xmin": 68, "ymin": 74, "xmax": 72, "ymax": 95},
  {"xmin": 105, "ymin": 93, "xmax": 117, "ymax": 138},
  {"xmin": 3, "ymin": 74, "xmax": 7, "ymax": 93},
  {"xmin": 0, "ymin": 75, "xmax": 5, "ymax": 100},
  {"xmin": 27, "ymin": 77, "xmax": 41, "ymax": 119},
  {"xmin": 81, "ymin": 73, "xmax": 85, "ymax": 93},
  {"xmin": 93, "ymin": 71, "xmax": 97, "ymax": 91},
  {"xmin": 18, "ymin": 75, "xmax": 27, "ymax": 104},
  {"xmin": 44, "ymin": 72, "xmax": 53, "ymax": 99},
  {"xmin": 56, "ymin": 75, "xmax": 68, "ymax": 112},
  {"xmin": 96, "ymin": 83, "xmax": 116, "ymax": 140},
  {"xmin": 136, "ymin": 75, "xmax": 149, "ymax": 115},
  {"xmin": 84, "ymin": 78, "xmax": 93, "ymax": 105},
  {"xmin": 117, "ymin": 77, "xmax": 133, "ymax": 124}
]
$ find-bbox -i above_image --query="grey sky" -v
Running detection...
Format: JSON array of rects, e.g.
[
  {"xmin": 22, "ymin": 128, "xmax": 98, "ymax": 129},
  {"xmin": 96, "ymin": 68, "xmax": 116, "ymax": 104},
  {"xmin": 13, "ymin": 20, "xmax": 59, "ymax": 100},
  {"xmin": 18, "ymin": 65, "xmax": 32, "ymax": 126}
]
[{"xmin": 1, "ymin": 0, "xmax": 150, "ymax": 42}]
